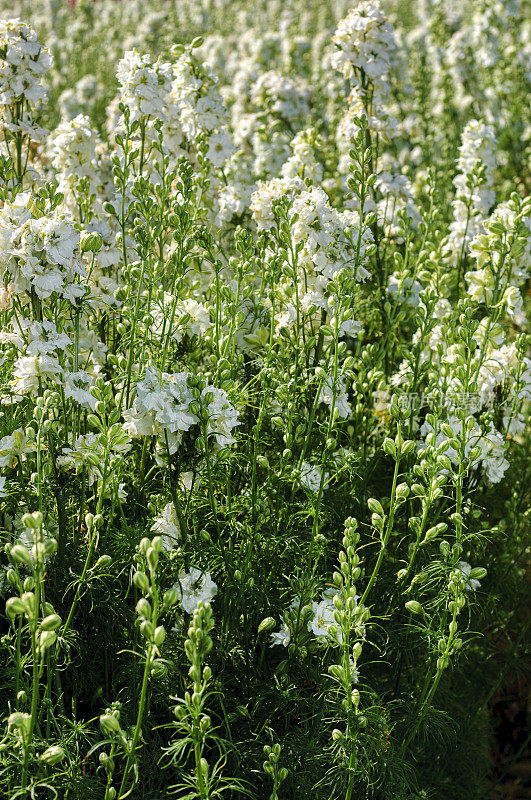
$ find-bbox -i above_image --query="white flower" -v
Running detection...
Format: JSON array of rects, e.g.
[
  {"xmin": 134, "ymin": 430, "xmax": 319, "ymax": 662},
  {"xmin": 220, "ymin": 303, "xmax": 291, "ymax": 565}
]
[
  {"xmin": 331, "ymin": 1, "xmax": 396, "ymax": 89},
  {"xmin": 446, "ymin": 120, "xmax": 497, "ymax": 262},
  {"xmin": 0, "ymin": 431, "xmax": 35, "ymax": 468},
  {"xmin": 11, "ymin": 355, "xmax": 63, "ymax": 396},
  {"xmin": 309, "ymin": 598, "xmax": 339, "ymax": 641},
  {"xmin": 151, "ymin": 503, "xmax": 180, "ymax": 549},
  {"xmin": 458, "ymin": 561, "xmax": 481, "ymax": 591},
  {"xmin": 319, "ymin": 374, "xmax": 352, "ymax": 419},
  {"xmin": 116, "ymin": 50, "xmax": 172, "ymax": 123},
  {"xmin": 63, "ymin": 371, "xmax": 97, "ymax": 411},
  {"xmin": 0, "ymin": 19, "xmax": 52, "ymax": 106},
  {"xmin": 299, "ymin": 462, "xmax": 327, "ymax": 494},
  {"xmin": 270, "ymin": 621, "xmax": 291, "ymax": 647},
  {"xmin": 176, "ymin": 568, "xmax": 218, "ymax": 614},
  {"xmin": 0, "ymin": 194, "xmax": 86, "ymax": 302}
]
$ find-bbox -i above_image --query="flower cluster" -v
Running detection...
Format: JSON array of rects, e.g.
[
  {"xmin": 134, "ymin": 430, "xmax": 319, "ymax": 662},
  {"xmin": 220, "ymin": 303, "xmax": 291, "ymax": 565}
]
[
  {"xmin": 446, "ymin": 119, "xmax": 497, "ymax": 262},
  {"xmin": 0, "ymin": 18, "xmax": 51, "ymax": 106},
  {"xmin": 123, "ymin": 367, "xmax": 239, "ymax": 453},
  {"xmin": 0, "ymin": 193, "xmax": 86, "ymax": 301},
  {"xmin": 331, "ymin": 0, "xmax": 396, "ymax": 90}
]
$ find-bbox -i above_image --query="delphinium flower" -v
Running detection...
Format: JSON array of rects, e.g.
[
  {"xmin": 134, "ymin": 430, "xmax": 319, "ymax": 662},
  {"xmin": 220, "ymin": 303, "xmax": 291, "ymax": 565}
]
[
  {"xmin": 419, "ymin": 415, "xmax": 509, "ymax": 486},
  {"xmin": 150, "ymin": 294, "xmax": 211, "ymax": 344},
  {"xmin": 250, "ymin": 70, "xmax": 311, "ymax": 130},
  {"xmin": 0, "ymin": 19, "xmax": 52, "ymax": 182},
  {"xmin": 280, "ymin": 127, "xmax": 324, "ymax": 185},
  {"xmin": 251, "ymin": 177, "xmax": 372, "ymax": 282},
  {"xmin": 48, "ymin": 114, "xmax": 103, "ymax": 210},
  {"xmin": 58, "ymin": 74, "xmax": 103, "ymax": 121},
  {"xmin": 299, "ymin": 462, "xmax": 328, "ymax": 494},
  {"xmin": 0, "ymin": 429, "xmax": 35, "ymax": 468},
  {"xmin": 151, "ymin": 503, "xmax": 181, "ymax": 549},
  {"xmin": 331, "ymin": 0, "xmax": 396, "ymax": 90},
  {"xmin": 465, "ymin": 194, "xmax": 530, "ymax": 320},
  {"xmin": 116, "ymin": 49, "xmax": 172, "ymax": 124},
  {"xmin": 166, "ymin": 46, "xmax": 235, "ymax": 170},
  {"xmin": 123, "ymin": 367, "xmax": 239, "ymax": 453},
  {"xmin": 445, "ymin": 119, "xmax": 497, "ymax": 264},
  {"xmin": 175, "ymin": 568, "xmax": 217, "ymax": 614},
  {"xmin": 0, "ymin": 19, "xmax": 52, "ymax": 106},
  {"xmin": 0, "ymin": 192, "xmax": 87, "ymax": 302},
  {"xmin": 318, "ymin": 373, "xmax": 352, "ymax": 419},
  {"xmin": 457, "ymin": 560, "xmax": 482, "ymax": 591}
]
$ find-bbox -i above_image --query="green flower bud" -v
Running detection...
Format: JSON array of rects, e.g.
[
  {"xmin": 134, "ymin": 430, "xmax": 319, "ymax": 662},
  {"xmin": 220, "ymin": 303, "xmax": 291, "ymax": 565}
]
[
  {"xmin": 41, "ymin": 614, "xmax": 62, "ymax": 631},
  {"xmin": 153, "ymin": 626, "xmax": 166, "ymax": 645},
  {"xmin": 100, "ymin": 713, "xmax": 121, "ymax": 734},
  {"xmin": 258, "ymin": 617, "xmax": 276, "ymax": 634},
  {"xmin": 8, "ymin": 712, "xmax": 31, "ymax": 737},
  {"xmin": 39, "ymin": 630, "xmax": 57, "ymax": 652},
  {"xmin": 6, "ymin": 597, "xmax": 27, "ymax": 619},
  {"xmin": 10, "ymin": 544, "xmax": 33, "ymax": 567},
  {"xmin": 136, "ymin": 598, "xmax": 151, "ymax": 619},
  {"xmin": 133, "ymin": 571, "xmax": 150, "ymax": 592},
  {"xmin": 367, "ymin": 498, "xmax": 384, "ymax": 516},
  {"xmin": 405, "ymin": 600, "xmax": 424, "ymax": 615},
  {"xmin": 79, "ymin": 231, "xmax": 103, "ymax": 253},
  {"xmin": 40, "ymin": 745, "xmax": 66, "ymax": 765},
  {"xmin": 163, "ymin": 587, "xmax": 179, "ymax": 607}
]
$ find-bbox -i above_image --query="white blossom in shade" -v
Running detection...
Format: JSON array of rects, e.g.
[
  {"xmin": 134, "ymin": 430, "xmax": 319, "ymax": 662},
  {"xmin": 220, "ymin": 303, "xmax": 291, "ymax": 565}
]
[
  {"xmin": 250, "ymin": 70, "xmax": 312, "ymax": 128},
  {"xmin": 123, "ymin": 367, "xmax": 197, "ymax": 445},
  {"xmin": 270, "ymin": 621, "xmax": 291, "ymax": 647},
  {"xmin": 420, "ymin": 416, "xmax": 509, "ymax": 484},
  {"xmin": 203, "ymin": 386, "xmax": 240, "ymax": 448},
  {"xmin": 123, "ymin": 368, "xmax": 239, "ymax": 451},
  {"xmin": 446, "ymin": 120, "xmax": 497, "ymax": 262},
  {"xmin": 420, "ymin": 415, "xmax": 481, "ymax": 465},
  {"xmin": 458, "ymin": 561, "xmax": 482, "ymax": 591},
  {"xmin": 299, "ymin": 462, "xmax": 328, "ymax": 494},
  {"xmin": 0, "ymin": 430, "xmax": 35, "ymax": 469},
  {"xmin": 151, "ymin": 503, "xmax": 180, "ymax": 549},
  {"xmin": 309, "ymin": 597, "xmax": 340, "ymax": 642},
  {"xmin": 176, "ymin": 568, "xmax": 217, "ymax": 614},
  {"xmin": 48, "ymin": 114, "xmax": 102, "ymax": 203},
  {"xmin": 331, "ymin": 0, "xmax": 396, "ymax": 88},
  {"xmin": 56, "ymin": 430, "xmax": 131, "ymax": 486},
  {"xmin": 0, "ymin": 19, "xmax": 52, "ymax": 106},
  {"xmin": 280, "ymin": 128, "xmax": 323, "ymax": 184},
  {"xmin": 116, "ymin": 49, "xmax": 172, "ymax": 122},
  {"xmin": 478, "ymin": 427, "xmax": 509, "ymax": 485},
  {"xmin": 319, "ymin": 374, "xmax": 352, "ymax": 418},
  {"xmin": 0, "ymin": 476, "xmax": 7, "ymax": 498},
  {"xmin": 387, "ymin": 275, "xmax": 422, "ymax": 307}
]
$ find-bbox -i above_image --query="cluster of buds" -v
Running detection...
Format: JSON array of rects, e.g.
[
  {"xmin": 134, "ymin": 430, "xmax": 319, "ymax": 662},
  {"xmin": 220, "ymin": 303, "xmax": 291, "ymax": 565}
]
[
  {"xmin": 170, "ymin": 601, "xmax": 215, "ymax": 792},
  {"xmin": 328, "ymin": 518, "xmax": 368, "ymax": 719},
  {"xmin": 263, "ymin": 743, "xmax": 288, "ymax": 800},
  {"xmin": 99, "ymin": 703, "xmax": 125, "ymax": 800},
  {"xmin": 133, "ymin": 536, "xmax": 178, "ymax": 670},
  {"xmin": 5, "ymin": 512, "xmax": 62, "ymax": 659}
]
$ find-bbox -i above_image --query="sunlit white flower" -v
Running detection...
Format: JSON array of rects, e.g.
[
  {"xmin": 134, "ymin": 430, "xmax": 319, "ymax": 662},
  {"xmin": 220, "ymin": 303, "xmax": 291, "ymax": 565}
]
[{"xmin": 176, "ymin": 568, "xmax": 218, "ymax": 614}]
